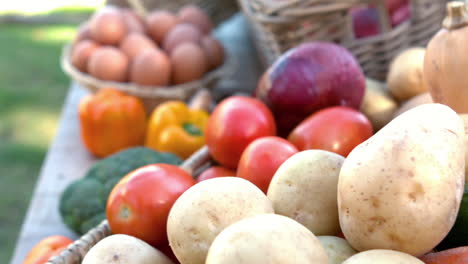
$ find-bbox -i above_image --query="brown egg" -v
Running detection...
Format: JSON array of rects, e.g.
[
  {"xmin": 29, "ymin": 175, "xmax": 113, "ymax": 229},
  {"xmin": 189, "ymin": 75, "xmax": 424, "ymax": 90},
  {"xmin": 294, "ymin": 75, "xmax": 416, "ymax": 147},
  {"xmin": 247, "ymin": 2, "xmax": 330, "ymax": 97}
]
[
  {"xmin": 89, "ymin": 8, "xmax": 128, "ymax": 45},
  {"xmin": 71, "ymin": 40, "xmax": 100, "ymax": 73},
  {"xmin": 88, "ymin": 46, "xmax": 129, "ymax": 82},
  {"xmin": 171, "ymin": 42, "xmax": 207, "ymax": 84},
  {"xmin": 146, "ymin": 10, "xmax": 179, "ymax": 44},
  {"xmin": 200, "ymin": 36, "xmax": 224, "ymax": 70},
  {"xmin": 119, "ymin": 33, "xmax": 157, "ymax": 60},
  {"xmin": 162, "ymin": 23, "xmax": 202, "ymax": 54},
  {"xmin": 178, "ymin": 5, "xmax": 213, "ymax": 34},
  {"xmin": 74, "ymin": 22, "xmax": 92, "ymax": 44},
  {"xmin": 130, "ymin": 49, "xmax": 171, "ymax": 86},
  {"xmin": 121, "ymin": 8, "xmax": 146, "ymax": 34}
]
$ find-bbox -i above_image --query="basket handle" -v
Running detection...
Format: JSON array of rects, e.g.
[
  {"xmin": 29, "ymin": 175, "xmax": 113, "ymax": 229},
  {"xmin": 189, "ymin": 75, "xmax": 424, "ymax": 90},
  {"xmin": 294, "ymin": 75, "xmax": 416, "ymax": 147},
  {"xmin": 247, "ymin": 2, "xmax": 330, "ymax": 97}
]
[{"xmin": 126, "ymin": 0, "xmax": 148, "ymax": 17}]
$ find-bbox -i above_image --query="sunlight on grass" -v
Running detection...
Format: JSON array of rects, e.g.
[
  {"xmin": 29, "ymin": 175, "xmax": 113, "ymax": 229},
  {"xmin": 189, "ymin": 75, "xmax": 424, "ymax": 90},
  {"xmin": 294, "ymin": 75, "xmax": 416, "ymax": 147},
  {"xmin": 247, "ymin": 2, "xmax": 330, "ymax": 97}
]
[
  {"xmin": 1, "ymin": 108, "xmax": 59, "ymax": 149},
  {"xmin": 0, "ymin": 0, "xmax": 104, "ymax": 15},
  {"xmin": 31, "ymin": 26, "xmax": 77, "ymax": 43}
]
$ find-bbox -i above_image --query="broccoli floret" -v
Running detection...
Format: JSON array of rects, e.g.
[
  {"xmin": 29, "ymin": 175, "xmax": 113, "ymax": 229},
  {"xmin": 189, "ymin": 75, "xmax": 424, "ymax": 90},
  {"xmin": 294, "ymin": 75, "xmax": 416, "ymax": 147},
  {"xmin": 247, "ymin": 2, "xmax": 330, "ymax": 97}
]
[{"xmin": 59, "ymin": 147, "xmax": 182, "ymax": 235}]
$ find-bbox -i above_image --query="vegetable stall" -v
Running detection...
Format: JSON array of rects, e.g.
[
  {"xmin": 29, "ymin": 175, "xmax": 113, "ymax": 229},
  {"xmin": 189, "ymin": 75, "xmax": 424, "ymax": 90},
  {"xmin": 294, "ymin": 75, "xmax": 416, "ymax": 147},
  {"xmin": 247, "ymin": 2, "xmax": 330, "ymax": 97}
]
[{"xmin": 10, "ymin": 0, "xmax": 468, "ymax": 264}]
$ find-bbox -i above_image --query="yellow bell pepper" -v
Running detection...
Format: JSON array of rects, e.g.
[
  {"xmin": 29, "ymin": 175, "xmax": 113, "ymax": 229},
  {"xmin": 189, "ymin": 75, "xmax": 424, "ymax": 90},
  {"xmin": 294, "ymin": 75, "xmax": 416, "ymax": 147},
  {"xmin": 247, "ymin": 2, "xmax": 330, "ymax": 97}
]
[{"xmin": 145, "ymin": 101, "xmax": 209, "ymax": 159}]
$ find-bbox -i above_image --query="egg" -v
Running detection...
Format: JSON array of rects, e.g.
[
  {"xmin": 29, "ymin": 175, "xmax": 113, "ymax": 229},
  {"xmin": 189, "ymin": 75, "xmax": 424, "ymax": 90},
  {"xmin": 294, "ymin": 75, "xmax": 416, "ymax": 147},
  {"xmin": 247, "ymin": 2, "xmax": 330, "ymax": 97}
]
[
  {"xmin": 171, "ymin": 42, "xmax": 207, "ymax": 84},
  {"xmin": 130, "ymin": 49, "xmax": 171, "ymax": 86},
  {"xmin": 146, "ymin": 10, "xmax": 179, "ymax": 44},
  {"xmin": 178, "ymin": 5, "xmax": 213, "ymax": 34},
  {"xmin": 121, "ymin": 8, "xmax": 146, "ymax": 34},
  {"xmin": 162, "ymin": 23, "xmax": 202, "ymax": 54},
  {"xmin": 119, "ymin": 33, "xmax": 157, "ymax": 60},
  {"xmin": 88, "ymin": 46, "xmax": 129, "ymax": 82},
  {"xmin": 74, "ymin": 22, "xmax": 92, "ymax": 44},
  {"xmin": 71, "ymin": 40, "xmax": 100, "ymax": 73},
  {"xmin": 200, "ymin": 36, "xmax": 224, "ymax": 70},
  {"xmin": 89, "ymin": 7, "xmax": 127, "ymax": 45}
]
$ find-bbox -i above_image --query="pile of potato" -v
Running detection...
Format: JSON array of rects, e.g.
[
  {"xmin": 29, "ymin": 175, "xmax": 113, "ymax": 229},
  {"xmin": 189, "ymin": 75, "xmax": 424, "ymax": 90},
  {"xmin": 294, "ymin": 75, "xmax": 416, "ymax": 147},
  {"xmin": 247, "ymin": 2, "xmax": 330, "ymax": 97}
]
[
  {"xmin": 359, "ymin": 47, "xmax": 433, "ymax": 131},
  {"xmin": 82, "ymin": 101, "xmax": 465, "ymax": 263},
  {"xmin": 71, "ymin": 5, "xmax": 224, "ymax": 86}
]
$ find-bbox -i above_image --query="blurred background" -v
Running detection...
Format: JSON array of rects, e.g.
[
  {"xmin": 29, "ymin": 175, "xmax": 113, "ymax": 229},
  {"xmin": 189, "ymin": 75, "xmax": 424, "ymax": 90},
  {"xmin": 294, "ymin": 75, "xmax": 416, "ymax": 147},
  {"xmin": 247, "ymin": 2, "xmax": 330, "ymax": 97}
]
[{"xmin": 0, "ymin": 1, "xmax": 105, "ymax": 262}]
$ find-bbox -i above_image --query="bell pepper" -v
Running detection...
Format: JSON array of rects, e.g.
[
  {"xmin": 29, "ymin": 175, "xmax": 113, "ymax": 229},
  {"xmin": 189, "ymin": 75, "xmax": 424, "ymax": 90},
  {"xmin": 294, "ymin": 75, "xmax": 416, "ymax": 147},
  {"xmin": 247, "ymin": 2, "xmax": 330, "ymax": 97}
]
[
  {"xmin": 79, "ymin": 88, "xmax": 147, "ymax": 158},
  {"xmin": 145, "ymin": 101, "xmax": 209, "ymax": 159}
]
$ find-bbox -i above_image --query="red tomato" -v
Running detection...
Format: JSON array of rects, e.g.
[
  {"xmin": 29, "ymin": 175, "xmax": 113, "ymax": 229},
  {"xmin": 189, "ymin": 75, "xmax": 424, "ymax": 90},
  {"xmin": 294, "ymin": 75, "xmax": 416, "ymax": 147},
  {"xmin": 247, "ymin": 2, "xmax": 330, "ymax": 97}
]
[
  {"xmin": 206, "ymin": 96, "xmax": 276, "ymax": 169},
  {"xmin": 106, "ymin": 164, "xmax": 196, "ymax": 247},
  {"xmin": 237, "ymin": 136, "xmax": 298, "ymax": 193},
  {"xmin": 419, "ymin": 247, "xmax": 468, "ymax": 264},
  {"xmin": 288, "ymin": 106, "xmax": 373, "ymax": 157},
  {"xmin": 23, "ymin": 235, "xmax": 73, "ymax": 264},
  {"xmin": 197, "ymin": 166, "xmax": 236, "ymax": 182}
]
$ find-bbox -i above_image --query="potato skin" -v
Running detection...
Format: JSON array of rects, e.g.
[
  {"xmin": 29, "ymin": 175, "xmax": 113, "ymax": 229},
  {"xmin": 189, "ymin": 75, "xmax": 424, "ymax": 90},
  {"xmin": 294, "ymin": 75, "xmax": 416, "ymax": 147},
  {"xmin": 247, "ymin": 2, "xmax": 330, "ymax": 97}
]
[
  {"xmin": 460, "ymin": 114, "xmax": 468, "ymax": 182},
  {"xmin": 206, "ymin": 214, "xmax": 328, "ymax": 264},
  {"xmin": 82, "ymin": 234, "xmax": 174, "ymax": 264},
  {"xmin": 317, "ymin": 236, "xmax": 357, "ymax": 264},
  {"xmin": 338, "ymin": 104, "xmax": 465, "ymax": 256},
  {"xmin": 267, "ymin": 150, "xmax": 344, "ymax": 235},
  {"xmin": 342, "ymin": 249, "xmax": 424, "ymax": 264},
  {"xmin": 167, "ymin": 177, "xmax": 274, "ymax": 264}
]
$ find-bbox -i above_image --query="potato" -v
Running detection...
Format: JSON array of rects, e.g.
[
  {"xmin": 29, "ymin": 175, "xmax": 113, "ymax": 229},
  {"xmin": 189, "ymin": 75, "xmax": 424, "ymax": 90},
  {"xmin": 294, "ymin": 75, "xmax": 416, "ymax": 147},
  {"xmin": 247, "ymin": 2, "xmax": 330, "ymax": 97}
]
[
  {"xmin": 392, "ymin": 92, "xmax": 433, "ymax": 118},
  {"xmin": 342, "ymin": 249, "xmax": 424, "ymax": 264},
  {"xmin": 460, "ymin": 114, "xmax": 468, "ymax": 182},
  {"xmin": 317, "ymin": 236, "xmax": 357, "ymax": 264},
  {"xmin": 267, "ymin": 150, "xmax": 344, "ymax": 235},
  {"xmin": 360, "ymin": 78, "xmax": 398, "ymax": 131},
  {"xmin": 338, "ymin": 103, "xmax": 465, "ymax": 256},
  {"xmin": 206, "ymin": 214, "xmax": 328, "ymax": 264},
  {"xmin": 167, "ymin": 177, "xmax": 274, "ymax": 264},
  {"xmin": 387, "ymin": 47, "xmax": 428, "ymax": 102},
  {"xmin": 82, "ymin": 234, "xmax": 173, "ymax": 264}
]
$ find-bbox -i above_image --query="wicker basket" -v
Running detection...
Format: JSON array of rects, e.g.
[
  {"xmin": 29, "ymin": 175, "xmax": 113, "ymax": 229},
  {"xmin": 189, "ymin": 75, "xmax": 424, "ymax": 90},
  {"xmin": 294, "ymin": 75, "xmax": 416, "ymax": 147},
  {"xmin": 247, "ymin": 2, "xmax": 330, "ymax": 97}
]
[
  {"xmin": 238, "ymin": 0, "xmax": 449, "ymax": 81},
  {"xmin": 108, "ymin": 0, "xmax": 238, "ymax": 25},
  {"xmin": 46, "ymin": 146, "xmax": 213, "ymax": 264},
  {"xmin": 61, "ymin": 0, "xmax": 236, "ymax": 113}
]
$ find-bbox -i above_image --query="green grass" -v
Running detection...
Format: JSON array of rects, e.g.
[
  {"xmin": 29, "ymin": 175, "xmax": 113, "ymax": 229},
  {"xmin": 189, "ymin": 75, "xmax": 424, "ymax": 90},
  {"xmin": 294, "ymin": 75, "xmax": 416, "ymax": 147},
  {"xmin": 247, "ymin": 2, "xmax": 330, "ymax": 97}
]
[{"xmin": 0, "ymin": 22, "xmax": 80, "ymax": 263}]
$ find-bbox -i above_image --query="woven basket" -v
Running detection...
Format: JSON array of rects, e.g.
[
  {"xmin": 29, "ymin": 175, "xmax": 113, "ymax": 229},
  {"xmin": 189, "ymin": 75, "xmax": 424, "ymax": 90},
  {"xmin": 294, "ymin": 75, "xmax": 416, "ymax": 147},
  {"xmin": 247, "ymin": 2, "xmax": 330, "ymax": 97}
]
[
  {"xmin": 108, "ymin": 0, "xmax": 238, "ymax": 25},
  {"xmin": 238, "ymin": 0, "xmax": 449, "ymax": 81},
  {"xmin": 46, "ymin": 146, "xmax": 213, "ymax": 264},
  {"xmin": 61, "ymin": 0, "xmax": 236, "ymax": 113}
]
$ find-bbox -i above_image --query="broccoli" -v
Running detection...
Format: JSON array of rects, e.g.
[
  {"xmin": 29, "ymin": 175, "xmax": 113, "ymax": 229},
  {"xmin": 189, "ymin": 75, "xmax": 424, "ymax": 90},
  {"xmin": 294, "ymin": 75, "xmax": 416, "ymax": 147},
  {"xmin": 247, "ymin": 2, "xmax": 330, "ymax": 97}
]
[{"xmin": 59, "ymin": 147, "xmax": 182, "ymax": 235}]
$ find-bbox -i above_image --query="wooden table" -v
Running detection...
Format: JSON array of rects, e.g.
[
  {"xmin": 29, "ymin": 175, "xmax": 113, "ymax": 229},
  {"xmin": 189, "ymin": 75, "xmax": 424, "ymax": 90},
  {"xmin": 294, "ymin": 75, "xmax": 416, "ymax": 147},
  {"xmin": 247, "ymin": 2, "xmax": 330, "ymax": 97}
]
[{"xmin": 9, "ymin": 14, "xmax": 264, "ymax": 264}]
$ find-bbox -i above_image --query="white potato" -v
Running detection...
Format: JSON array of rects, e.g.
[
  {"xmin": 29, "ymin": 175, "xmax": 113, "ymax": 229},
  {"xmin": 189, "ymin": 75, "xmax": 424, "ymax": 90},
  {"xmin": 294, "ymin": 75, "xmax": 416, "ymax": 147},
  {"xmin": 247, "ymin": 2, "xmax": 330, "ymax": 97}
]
[
  {"xmin": 206, "ymin": 214, "xmax": 328, "ymax": 264},
  {"xmin": 167, "ymin": 177, "xmax": 274, "ymax": 264},
  {"xmin": 267, "ymin": 150, "xmax": 344, "ymax": 235},
  {"xmin": 460, "ymin": 114, "xmax": 468, "ymax": 182},
  {"xmin": 342, "ymin": 249, "xmax": 424, "ymax": 264},
  {"xmin": 82, "ymin": 234, "xmax": 173, "ymax": 264},
  {"xmin": 360, "ymin": 78, "xmax": 398, "ymax": 131},
  {"xmin": 317, "ymin": 236, "xmax": 357, "ymax": 264},
  {"xmin": 392, "ymin": 92, "xmax": 433, "ymax": 118},
  {"xmin": 338, "ymin": 103, "xmax": 465, "ymax": 256}
]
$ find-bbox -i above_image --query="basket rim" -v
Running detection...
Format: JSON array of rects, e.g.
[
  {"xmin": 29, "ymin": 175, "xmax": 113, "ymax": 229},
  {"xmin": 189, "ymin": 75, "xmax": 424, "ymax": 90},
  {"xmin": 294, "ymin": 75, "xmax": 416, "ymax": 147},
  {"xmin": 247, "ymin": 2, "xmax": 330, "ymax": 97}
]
[{"xmin": 61, "ymin": 43, "xmax": 236, "ymax": 99}]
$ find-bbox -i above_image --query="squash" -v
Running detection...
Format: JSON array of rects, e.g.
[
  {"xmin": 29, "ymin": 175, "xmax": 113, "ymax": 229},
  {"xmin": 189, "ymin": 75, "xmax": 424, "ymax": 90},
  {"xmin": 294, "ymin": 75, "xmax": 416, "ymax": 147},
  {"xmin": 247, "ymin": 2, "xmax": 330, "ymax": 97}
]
[
  {"xmin": 424, "ymin": 1, "xmax": 468, "ymax": 113},
  {"xmin": 79, "ymin": 88, "xmax": 147, "ymax": 158}
]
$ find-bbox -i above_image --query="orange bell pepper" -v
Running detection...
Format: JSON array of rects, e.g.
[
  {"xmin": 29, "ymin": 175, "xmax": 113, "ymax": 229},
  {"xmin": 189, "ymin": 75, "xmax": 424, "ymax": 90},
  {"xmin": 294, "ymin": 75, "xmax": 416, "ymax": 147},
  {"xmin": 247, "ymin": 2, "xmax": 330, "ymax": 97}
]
[
  {"xmin": 145, "ymin": 101, "xmax": 209, "ymax": 159},
  {"xmin": 23, "ymin": 235, "xmax": 73, "ymax": 264},
  {"xmin": 79, "ymin": 88, "xmax": 147, "ymax": 158}
]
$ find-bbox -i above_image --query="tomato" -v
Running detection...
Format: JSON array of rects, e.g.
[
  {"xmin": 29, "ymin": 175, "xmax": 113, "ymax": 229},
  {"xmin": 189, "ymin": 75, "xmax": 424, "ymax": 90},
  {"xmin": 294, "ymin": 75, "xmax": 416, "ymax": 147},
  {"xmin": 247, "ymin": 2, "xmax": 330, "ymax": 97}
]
[
  {"xmin": 419, "ymin": 247, "xmax": 468, "ymax": 264},
  {"xmin": 106, "ymin": 164, "xmax": 196, "ymax": 247},
  {"xmin": 23, "ymin": 235, "xmax": 73, "ymax": 264},
  {"xmin": 197, "ymin": 166, "xmax": 236, "ymax": 182},
  {"xmin": 206, "ymin": 96, "xmax": 276, "ymax": 169},
  {"xmin": 237, "ymin": 136, "xmax": 298, "ymax": 193},
  {"xmin": 288, "ymin": 106, "xmax": 373, "ymax": 157}
]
